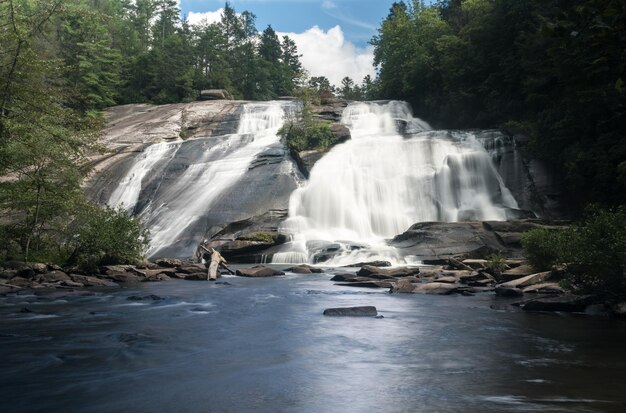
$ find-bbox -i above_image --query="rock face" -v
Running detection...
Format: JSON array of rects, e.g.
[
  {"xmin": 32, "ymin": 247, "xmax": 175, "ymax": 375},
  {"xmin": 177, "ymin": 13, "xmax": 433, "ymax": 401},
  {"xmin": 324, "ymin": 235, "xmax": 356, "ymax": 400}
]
[
  {"xmin": 86, "ymin": 101, "xmax": 303, "ymax": 260},
  {"xmin": 474, "ymin": 130, "xmax": 568, "ymax": 219},
  {"xmin": 323, "ymin": 306, "xmax": 378, "ymax": 317},
  {"xmin": 390, "ymin": 220, "xmax": 568, "ymax": 261}
]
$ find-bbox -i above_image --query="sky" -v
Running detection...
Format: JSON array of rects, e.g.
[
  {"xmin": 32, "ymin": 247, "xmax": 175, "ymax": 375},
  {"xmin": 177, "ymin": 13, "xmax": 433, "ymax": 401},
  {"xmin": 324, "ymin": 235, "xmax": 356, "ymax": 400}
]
[{"xmin": 179, "ymin": 0, "xmax": 401, "ymax": 86}]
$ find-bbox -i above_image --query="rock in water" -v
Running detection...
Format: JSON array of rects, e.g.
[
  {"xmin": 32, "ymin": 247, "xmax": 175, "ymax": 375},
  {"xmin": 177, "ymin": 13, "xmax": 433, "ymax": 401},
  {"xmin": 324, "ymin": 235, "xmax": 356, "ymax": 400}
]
[
  {"xmin": 412, "ymin": 282, "xmax": 459, "ymax": 295},
  {"xmin": 236, "ymin": 266, "xmax": 285, "ymax": 277},
  {"xmin": 521, "ymin": 295, "xmax": 591, "ymax": 312},
  {"xmin": 323, "ymin": 306, "xmax": 378, "ymax": 317},
  {"xmin": 283, "ymin": 265, "xmax": 324, "ymax": 274}
]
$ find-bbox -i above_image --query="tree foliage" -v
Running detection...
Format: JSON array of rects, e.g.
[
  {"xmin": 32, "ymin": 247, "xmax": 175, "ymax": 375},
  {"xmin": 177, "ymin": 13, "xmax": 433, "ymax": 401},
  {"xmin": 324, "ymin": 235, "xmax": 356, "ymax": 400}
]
[
  {"xmin": 371, "ymin": 0, "xmax": 626, "ymax": 208},
  {"xmin": 522, "ymin": 207, "xmax": 626, "ymax": 295}
]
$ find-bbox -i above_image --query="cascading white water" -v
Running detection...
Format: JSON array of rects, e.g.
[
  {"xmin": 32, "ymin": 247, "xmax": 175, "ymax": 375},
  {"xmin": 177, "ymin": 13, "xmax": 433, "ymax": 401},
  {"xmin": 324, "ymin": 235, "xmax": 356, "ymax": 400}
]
[
  {"xmin": 108, "ymin": 142, "xmax": 181, "ymax": 212},
  {"xmin": 108, "ymin": 101, "xmax": 288, "ymax": 257},
  {"xmin": 273, "ymin": 101, "xmax": 519, "ymax": 265}
]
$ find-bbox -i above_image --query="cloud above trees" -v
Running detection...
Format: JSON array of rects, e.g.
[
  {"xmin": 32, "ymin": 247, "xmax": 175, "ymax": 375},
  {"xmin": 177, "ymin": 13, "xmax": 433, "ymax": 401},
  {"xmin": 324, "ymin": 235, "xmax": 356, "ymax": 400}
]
[{"xmin": 279, "ymin": 25, "xmax": 375, "ymax": 86}]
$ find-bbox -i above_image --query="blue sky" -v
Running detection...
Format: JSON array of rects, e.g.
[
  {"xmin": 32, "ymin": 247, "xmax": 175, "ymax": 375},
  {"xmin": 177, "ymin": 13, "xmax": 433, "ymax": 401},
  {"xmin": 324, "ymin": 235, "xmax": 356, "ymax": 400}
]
[
  {"xmin": 179, "ymin": 0, "xmax": 402, "ymax": 85},
  {"xmin": 180, "ymin": 0, "xmax": 397, "ymax": 47}
]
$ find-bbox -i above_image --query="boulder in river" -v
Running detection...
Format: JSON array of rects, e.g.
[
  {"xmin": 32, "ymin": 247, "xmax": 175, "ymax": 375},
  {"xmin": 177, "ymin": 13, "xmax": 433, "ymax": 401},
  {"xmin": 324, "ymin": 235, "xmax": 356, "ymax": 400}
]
[
  {"xmin": 236, "ymin": 266, "xmax": 285, "ymax": 277},
  {"xmin": 412, "ymin": 282, "xmax": 460, "ymax": 295},
  {"xmin": 521, "ymin": 295, "xmax": 592, "ymax": 312},
  {"xmin": 357, "ymin": 265, "xmax": 419, "ymax": 278},
  {"xmin": 155, "ymin": 258, "xmax": 184, "ymax": 268},
  {"xmin": 497, "ymin": 271, "xmax": 557, "ymax": 289},
  {"xmin": 323, "ymin": 306, "xmax": 378, "ymax": 316},
  {"xmin": 495, "ymin": 286, "xmax": 524, "ymax": 297},
  {"xmin": 390, "ymin": 279, "xmax": 418, "ymax": 293},
  {"xmin": 283, "ymin": 264, "xmax": 324, "ymax": 274}
]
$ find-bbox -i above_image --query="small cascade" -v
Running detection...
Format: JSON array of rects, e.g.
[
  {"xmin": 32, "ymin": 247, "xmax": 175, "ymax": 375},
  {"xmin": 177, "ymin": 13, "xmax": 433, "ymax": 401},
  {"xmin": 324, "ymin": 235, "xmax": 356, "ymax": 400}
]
[
  {"xmin": 273, "ymin": 101, "xmax": 520, "ymax": 265},
  {"xmin": 108, "ymin": 142, "xmax": 181, "ymax": 212},
  {"xmin": 107, "ymin": 101, "xmax": 289, "ymax": 258}
]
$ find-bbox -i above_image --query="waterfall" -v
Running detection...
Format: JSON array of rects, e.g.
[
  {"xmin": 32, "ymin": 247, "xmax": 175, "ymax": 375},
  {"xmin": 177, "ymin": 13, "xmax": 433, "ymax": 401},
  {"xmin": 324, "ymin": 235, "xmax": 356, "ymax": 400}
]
[
  {"xmin": 108, "ymin": 142, "xmax": 181, "ymax": 212},
  {"xmin": 107, "ymin": 101, "xmax": 288, "ymax": 258},
  {"xmin": 273, "ymin": 101, "xmax": 519, "ymax": 265}
]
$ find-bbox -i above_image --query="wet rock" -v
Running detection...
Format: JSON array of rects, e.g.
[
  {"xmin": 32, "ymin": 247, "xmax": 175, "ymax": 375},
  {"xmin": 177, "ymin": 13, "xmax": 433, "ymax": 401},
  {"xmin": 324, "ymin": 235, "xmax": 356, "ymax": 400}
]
[
  {"xmin": 494, "ymin": 231, "xmax": 523, "ymax": 246},
  {"xmin": 178, "ymin": 272, "xmax": 208, "ymax": 281},
  {"xmin": 390, "ymin": 279, "xmax": 418, "ymax": 293},
  {"xmin": 102, "ymin": 271, "xmax": 142, "ymax": 283},
  {"xmin": 323, "ymin": 306, "xmax": 378, "ymax": 317},
  {"xmin": 336, "ymin": 281, "xmax": 393, "ymax": 288},
  {"xmin": 155, "ymin": 258, "xmax": 184, "ymax": 268},
  {"xmin": 495, "ymin": 286, "xmax": 524, "ymax": 297},
  {"xmin": 284, "ymin": 264, "xmax": 324, "ymax": 274},
  {"xmin": 0, "ymin": 269, "xmax": 17, "ymax": 279},
  {"xmin": 60, "ymin": 280, "xmax": 85, "ymax": 288},
  {"xmin": 236, "ymin": 266, "xmax": 285, "ymax": 277},
  {"xmin": 348, "ymin": 261, "xmax": 392, "ymax": 268},
  {"xmin": 101, "ymin": 265, "xmax": 136, "ymax": 274},
  {"xmin": 215, "ymin": 281, "xmax": 232, "ymax": 285},
  {"xmin": 127, "ymin": 294, "xmax": 164, "ymax": 301},
  {"xmin": 447, "ymin": 258, "xmax": 474, "ymax": 271},
  {"xmin": 70, "ymin": 274, "xmax": 119, "ymax": 287},
  {"xmin": 467, "ymin": 277, "xmax": 496, "ymax": 287},
  {"xmin": 175, "ymin": 264, "xmax": 207, "ymax": 274},
  {"xmin": 6, "ymin": 277, "xmax": 33, "ymax": 288},
  {"xmin": 412, "ymin": 282, "xmax": 459, "ymax": 295},
  {"xmin": 330, "ymin": 273, "xmax": 358, "ymax": 282},
  {"xmin": 498, "ymin": 271, "xmax": 556, "ymax": 289},
  {"xmin": 461, "ymin": 259, "xmax": 488, "ymax": 270},
  {"xmin": 390, "ymin": 222, "xmax": 504, "ymax": 260},
  {"xmin": 34, "ymin": 271, "xmax": 71, "ymax": 284},
  {"xmin": 357, "ymin": 265, "xmax": 419, "ymax": 278},
  {"xmin": 459, "ymin": 272, "xmax": 490, "ymax": 283},
  {"xmin": 0, "ymin": 283, "xmax": 22, "ymax": 293},
  {"xmin": 521, "ymin": 282, "xmax": 564, "ymax": 294},
  {"xmin": 501, "ymin": 264, "xmax": 535, "ymax": 281},
  {"xmin": 521, "ymin": 295, "xmax": 591, "ymax": 312},
  {"xmin": 142, "ymin": 273, "xmax": 172, "ymax": 282},
  {"xmin": 434, "ymin": 276, "xmax": 459, "ymax": 284}
]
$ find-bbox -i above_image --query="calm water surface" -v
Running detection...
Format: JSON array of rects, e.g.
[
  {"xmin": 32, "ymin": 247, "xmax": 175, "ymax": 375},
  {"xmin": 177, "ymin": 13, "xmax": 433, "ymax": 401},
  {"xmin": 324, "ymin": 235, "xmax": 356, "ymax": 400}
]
[{"xmin": 1, "ymin": 271, "xmax": 625, "ymax": 413}]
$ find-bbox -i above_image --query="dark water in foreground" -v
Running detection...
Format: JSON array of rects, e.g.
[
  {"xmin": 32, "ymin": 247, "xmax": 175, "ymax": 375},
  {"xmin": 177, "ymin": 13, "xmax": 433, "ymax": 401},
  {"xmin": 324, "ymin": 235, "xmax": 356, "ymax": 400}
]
[{"xmin": 1, "ymin": 272, "xmax": 625, "ymax": 413}]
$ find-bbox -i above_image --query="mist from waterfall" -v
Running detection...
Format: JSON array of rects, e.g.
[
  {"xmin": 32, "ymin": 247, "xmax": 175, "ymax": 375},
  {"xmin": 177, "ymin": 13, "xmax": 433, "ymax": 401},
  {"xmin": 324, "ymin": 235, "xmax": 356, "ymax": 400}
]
[
  {"xmin": 107, "ymin": 101, "xmax": 288, "ymax": 258},
  {"xmin": 273, "ymin": 101, "xmax": 519, "ymax": 265}
]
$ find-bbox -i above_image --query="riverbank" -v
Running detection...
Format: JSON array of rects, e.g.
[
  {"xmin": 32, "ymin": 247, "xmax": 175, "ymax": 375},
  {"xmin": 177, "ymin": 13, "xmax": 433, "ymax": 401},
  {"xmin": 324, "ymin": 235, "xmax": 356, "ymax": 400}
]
[{"xmin": 2, "ymin": 257, "xmax": 625, "ymax": 318}]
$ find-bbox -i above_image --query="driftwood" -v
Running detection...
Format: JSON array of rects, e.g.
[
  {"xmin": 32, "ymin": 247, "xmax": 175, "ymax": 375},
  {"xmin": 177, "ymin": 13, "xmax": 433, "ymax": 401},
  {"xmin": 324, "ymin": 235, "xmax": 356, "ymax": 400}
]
[{"xmin": 199, "ymin": 245, "xmax": 234, "ymax": 280}]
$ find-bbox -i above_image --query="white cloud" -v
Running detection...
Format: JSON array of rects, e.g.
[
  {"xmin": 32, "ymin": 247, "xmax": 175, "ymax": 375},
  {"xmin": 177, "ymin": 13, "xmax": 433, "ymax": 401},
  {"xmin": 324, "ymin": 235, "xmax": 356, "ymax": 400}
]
[
  {"xmin": 279, "ymin": 25, "xmax": 375, "ymax": 87},
  {"xmin": 186, "ymin": 8, "xmax": 224, "ymax": 26},
  {"xmin": 322, "ymin": 0, "xmax": 337, "ymax": 9}
]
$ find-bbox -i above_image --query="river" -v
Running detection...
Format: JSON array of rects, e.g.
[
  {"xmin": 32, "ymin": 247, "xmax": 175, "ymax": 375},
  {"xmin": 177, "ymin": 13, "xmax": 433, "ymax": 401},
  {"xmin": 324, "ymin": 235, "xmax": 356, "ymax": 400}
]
[{"xmin": 1, "ymin": 271, "xmax": 625, "ymax": 413}]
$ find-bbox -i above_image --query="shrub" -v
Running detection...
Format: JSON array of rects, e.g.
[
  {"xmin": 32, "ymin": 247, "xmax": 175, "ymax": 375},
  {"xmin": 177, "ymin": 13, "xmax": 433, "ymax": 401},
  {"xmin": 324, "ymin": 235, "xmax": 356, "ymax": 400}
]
[
  {"xmin": 486, "ymin": 252, "xmax": 508, "ymax": 280},
  {"xmin": 238, "ymin": 232, "xmax": 275, "ymax": 243},
  {"xmin": 66, "ymin": 204, "xmax": 150, "ymax": 272},
  {"xmin": 564, "ymin": 207, "xmax": 626, "ymax": 294},
  {"xmin": 522, "ymin": 207, "xmax": 626, "ymax": 295},
  {"xmin": 279, "ymin": 121, "xmax": 337, "ymax": 152},
  {"xmin": 521, "ymin": 227, "xmax": 567, "ymax": 272}
]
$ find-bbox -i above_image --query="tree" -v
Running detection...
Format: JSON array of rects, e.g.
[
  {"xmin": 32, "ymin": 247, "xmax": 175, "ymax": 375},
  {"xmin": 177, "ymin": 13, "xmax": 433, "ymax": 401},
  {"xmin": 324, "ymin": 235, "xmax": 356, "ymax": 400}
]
[
  {"xmin": 0, "ymin": 0, "xmax": 100, "ymax": 262},
  {"xmin": 58, "ymin": 1, "xmax": 123, "ymax": 110}
]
